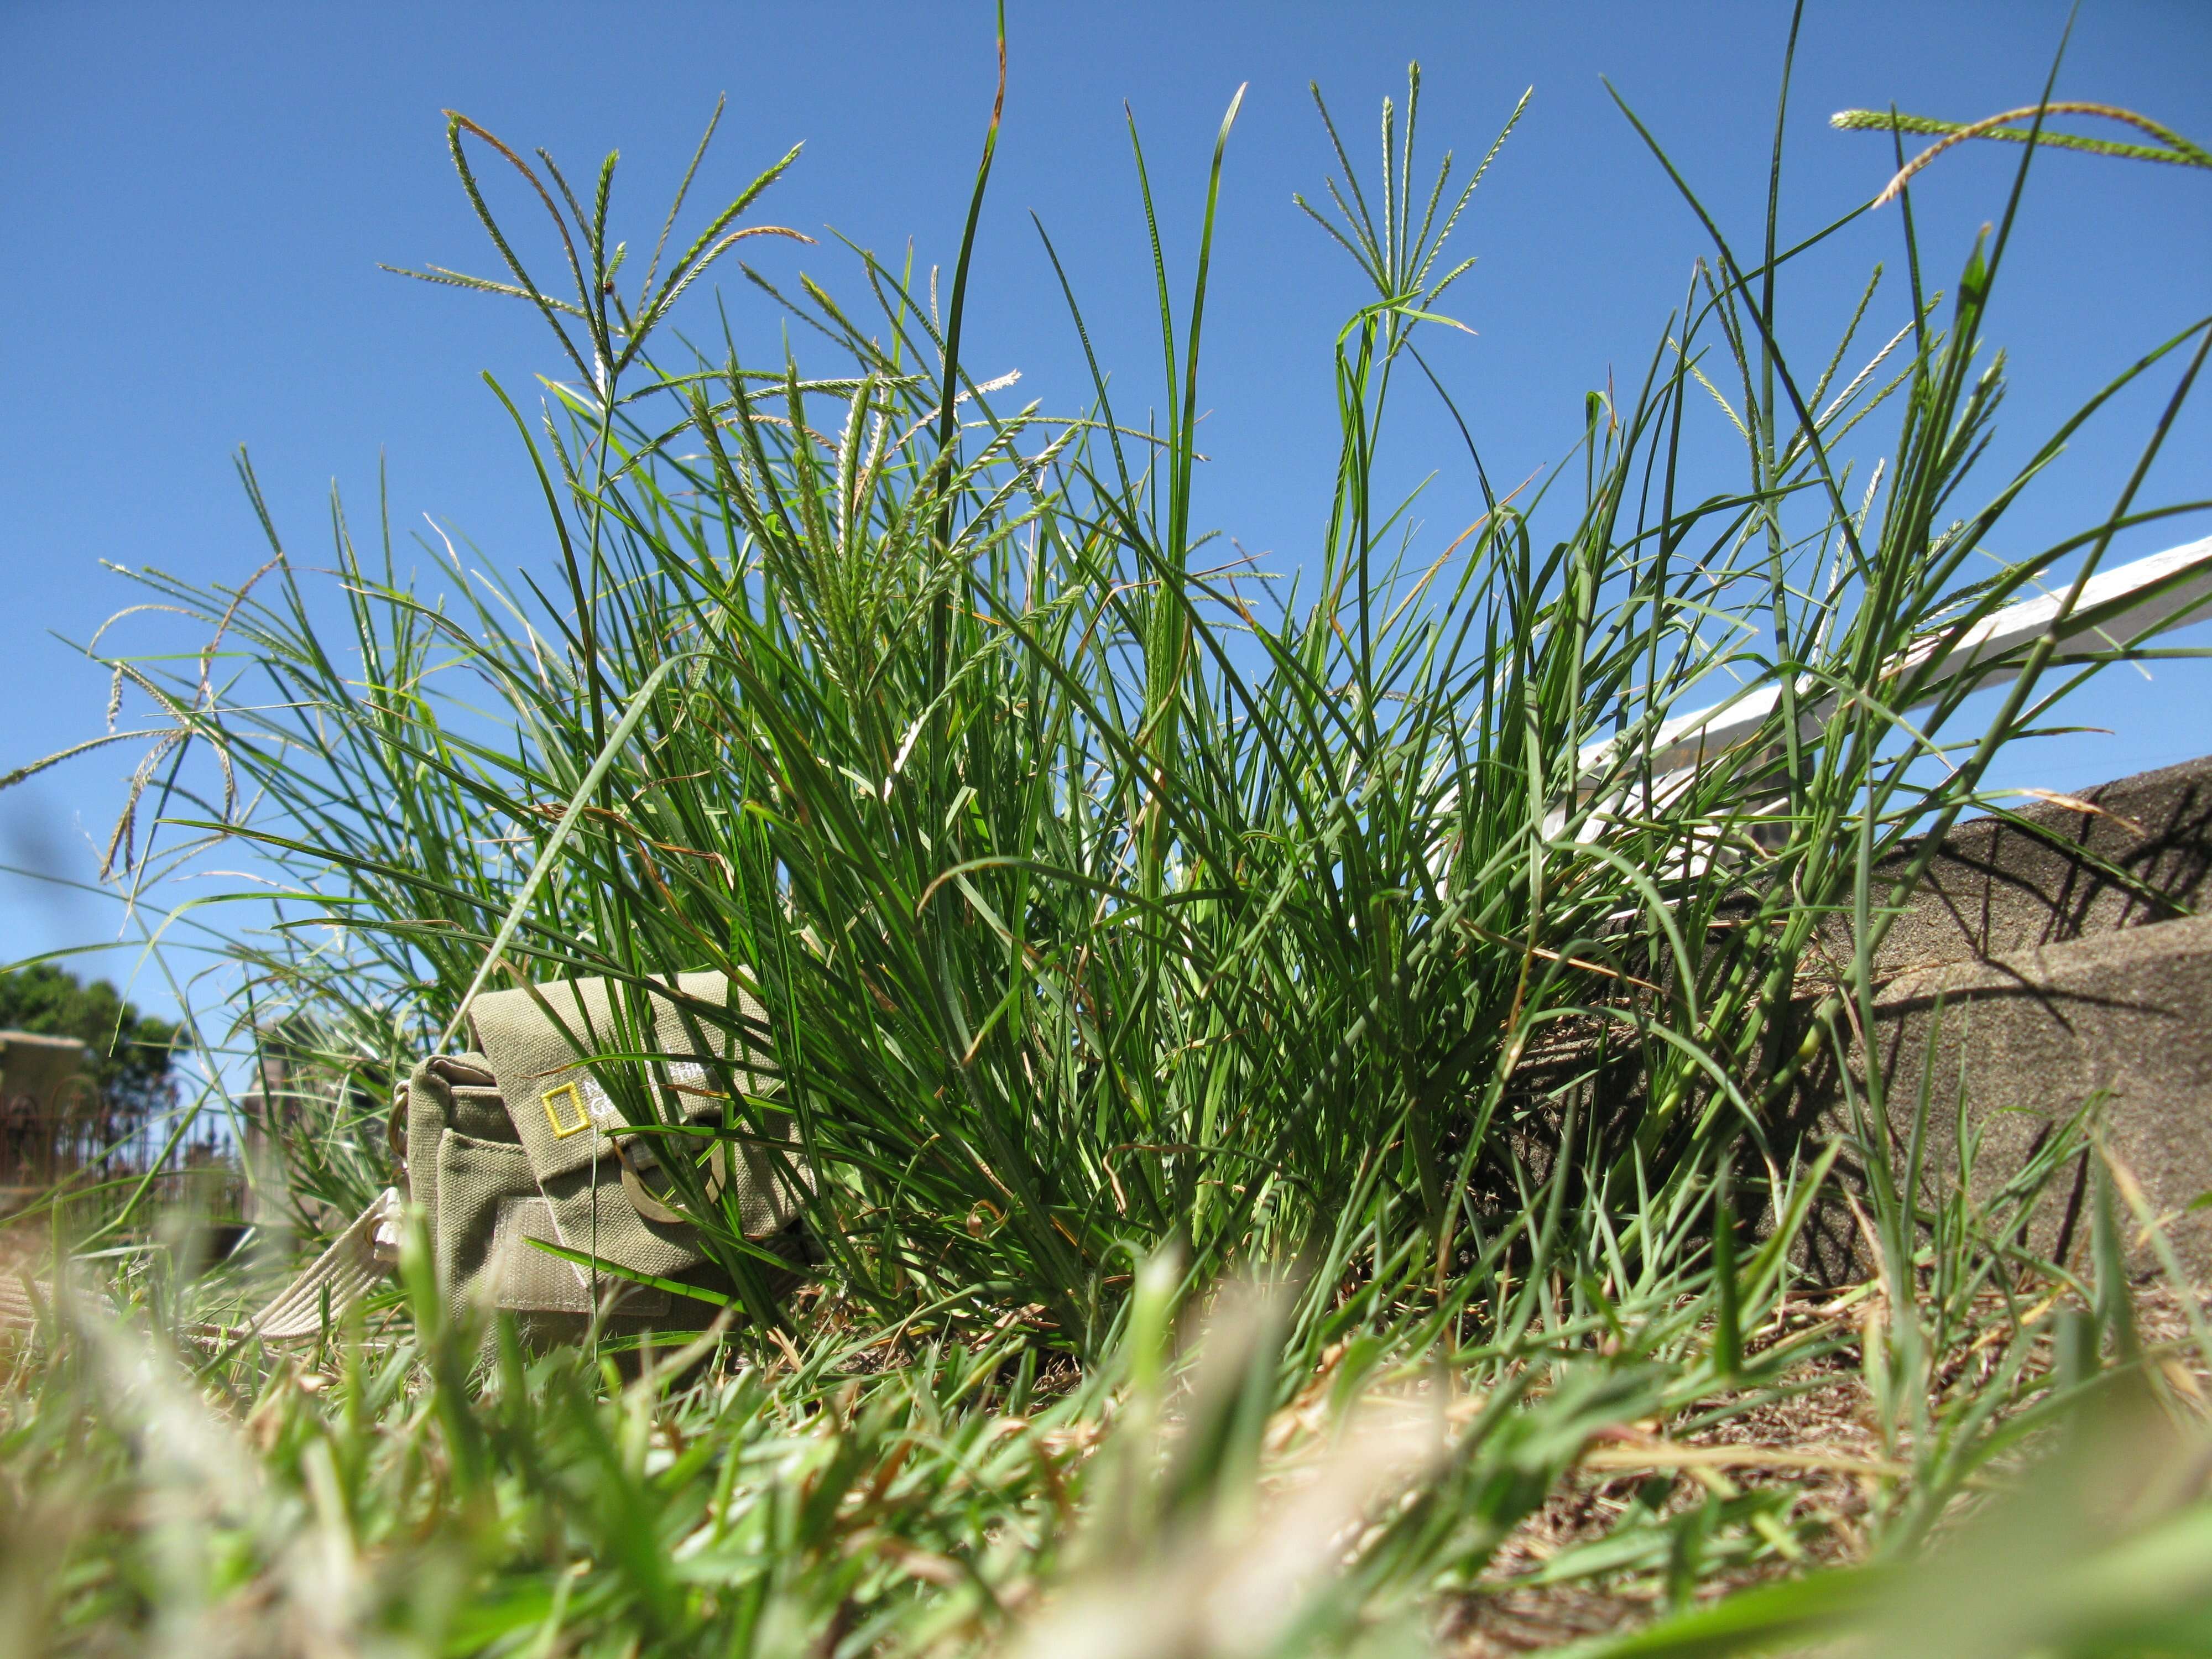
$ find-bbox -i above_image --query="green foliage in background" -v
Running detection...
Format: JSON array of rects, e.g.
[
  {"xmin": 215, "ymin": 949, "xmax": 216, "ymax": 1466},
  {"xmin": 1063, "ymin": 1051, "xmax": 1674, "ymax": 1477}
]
[{"xmin": 0, "ymin": 963, "xmax": 179, "ymax": 1121}]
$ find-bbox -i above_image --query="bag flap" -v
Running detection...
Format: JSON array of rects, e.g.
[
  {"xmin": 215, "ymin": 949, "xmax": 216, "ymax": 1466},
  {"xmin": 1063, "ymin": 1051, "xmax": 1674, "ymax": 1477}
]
[{"xmin": 464, "ymin": 970, "xmax": 779, "ymax": 1189}]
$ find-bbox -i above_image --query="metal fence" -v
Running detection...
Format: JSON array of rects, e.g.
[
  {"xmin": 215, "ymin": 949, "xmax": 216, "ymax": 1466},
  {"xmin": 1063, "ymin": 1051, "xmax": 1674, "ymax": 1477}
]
[{"xmin": 0, "ymin": 1029, "xmax": 241, "ymax": 1219}]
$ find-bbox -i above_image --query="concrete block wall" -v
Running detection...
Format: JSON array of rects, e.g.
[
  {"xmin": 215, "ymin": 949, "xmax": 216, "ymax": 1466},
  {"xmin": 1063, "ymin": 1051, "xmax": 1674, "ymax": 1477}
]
[{"xmin": 1793, "ymin": 754, "xmax": 2212, "ymax": 1281}]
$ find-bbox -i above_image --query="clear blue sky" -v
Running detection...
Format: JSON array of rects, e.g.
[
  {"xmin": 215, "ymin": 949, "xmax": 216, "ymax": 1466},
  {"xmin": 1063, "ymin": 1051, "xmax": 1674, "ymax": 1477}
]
[{"xmin": 4, "ymin": 1, "xmax": 2208, "ymax": 1016}]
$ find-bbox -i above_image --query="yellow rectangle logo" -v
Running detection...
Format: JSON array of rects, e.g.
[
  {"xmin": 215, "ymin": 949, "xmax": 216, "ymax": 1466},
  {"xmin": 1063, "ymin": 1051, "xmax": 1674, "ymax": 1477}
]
[{"xmin": 541, "ymin": 1082, "xmax": 590, "ymax": 1139}]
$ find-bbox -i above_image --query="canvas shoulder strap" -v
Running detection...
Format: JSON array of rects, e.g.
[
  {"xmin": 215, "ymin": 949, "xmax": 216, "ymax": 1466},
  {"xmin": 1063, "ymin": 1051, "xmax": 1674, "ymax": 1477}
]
[{"xmin": 233, "ymin": 1186, "xmax": 403, "ymax": 1342}]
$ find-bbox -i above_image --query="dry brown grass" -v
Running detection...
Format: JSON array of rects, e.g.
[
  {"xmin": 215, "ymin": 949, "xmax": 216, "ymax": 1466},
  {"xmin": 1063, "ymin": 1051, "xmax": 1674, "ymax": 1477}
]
[{"xmin": 1439, "ymin": 1280, "xmax": 2212, "ymax": 1653}]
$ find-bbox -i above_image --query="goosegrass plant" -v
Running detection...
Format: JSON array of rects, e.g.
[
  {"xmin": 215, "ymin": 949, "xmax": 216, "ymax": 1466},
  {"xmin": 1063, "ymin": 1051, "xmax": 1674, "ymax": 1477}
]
[
  {"xmin": 101, "ymin": 53, "xmax": 2205, "ymax": 1353},
  {"xmin": 12, "ymin": 13, "xmax": 2212, "ymax": 1651}
]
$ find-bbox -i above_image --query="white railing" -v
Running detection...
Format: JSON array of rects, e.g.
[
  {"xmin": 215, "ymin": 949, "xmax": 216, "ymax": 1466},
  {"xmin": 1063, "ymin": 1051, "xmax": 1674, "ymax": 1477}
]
[{"xmin": 1570, "ymin": 534, "xmax": 2212, "ymax": 804}]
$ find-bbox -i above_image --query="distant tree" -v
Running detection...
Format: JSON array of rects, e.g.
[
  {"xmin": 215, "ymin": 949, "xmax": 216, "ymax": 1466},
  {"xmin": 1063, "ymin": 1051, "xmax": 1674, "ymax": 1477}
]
[{"xmin": 0, "ymin": 964, "xmax": 179, "ymax": 1123}]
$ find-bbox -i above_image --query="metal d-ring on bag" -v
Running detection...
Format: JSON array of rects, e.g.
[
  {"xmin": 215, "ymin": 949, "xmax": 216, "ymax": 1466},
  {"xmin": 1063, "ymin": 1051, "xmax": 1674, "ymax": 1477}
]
[{"xmin": 242, "ymin": 971, "xmax": 808, "ymax": 1343}]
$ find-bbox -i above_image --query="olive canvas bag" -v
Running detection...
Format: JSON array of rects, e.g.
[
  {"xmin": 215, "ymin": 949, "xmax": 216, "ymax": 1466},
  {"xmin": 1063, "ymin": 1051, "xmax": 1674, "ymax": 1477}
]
[{"xmin": 244, "ymin": 971, "xmax": 808, "ymax": 1343}]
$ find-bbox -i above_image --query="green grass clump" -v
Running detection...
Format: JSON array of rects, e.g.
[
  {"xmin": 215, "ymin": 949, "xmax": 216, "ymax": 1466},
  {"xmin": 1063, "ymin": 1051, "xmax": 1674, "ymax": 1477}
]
[{"xmin": 7, "ymin": 17, "xmax": 2212, "ymax": 1655}]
